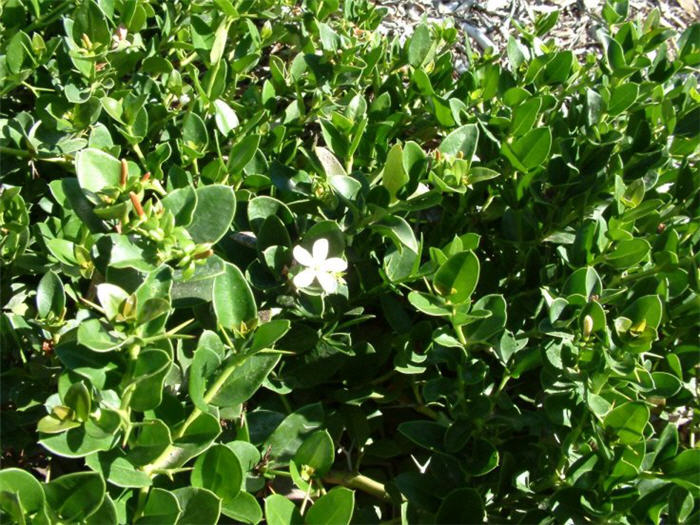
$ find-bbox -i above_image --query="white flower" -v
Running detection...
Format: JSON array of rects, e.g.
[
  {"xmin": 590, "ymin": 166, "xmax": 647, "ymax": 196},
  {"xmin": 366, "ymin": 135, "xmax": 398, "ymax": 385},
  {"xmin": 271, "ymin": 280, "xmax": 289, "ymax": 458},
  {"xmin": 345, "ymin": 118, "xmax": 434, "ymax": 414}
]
[
  {"xmin": 292, "ymin": 238, "xmax": 347, "ymax": 294},
  {"xmin": 111, "ymin": 26, "xmax": 128, "ymax": 49}
]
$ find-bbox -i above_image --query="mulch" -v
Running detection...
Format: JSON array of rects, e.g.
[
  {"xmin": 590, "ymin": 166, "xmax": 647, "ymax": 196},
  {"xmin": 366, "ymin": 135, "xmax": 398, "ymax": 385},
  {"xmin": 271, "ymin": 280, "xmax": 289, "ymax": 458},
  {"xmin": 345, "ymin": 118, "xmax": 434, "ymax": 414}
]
[{"xmin": 376, "ymin": 0, "xmax": 699, "ymax": 70}]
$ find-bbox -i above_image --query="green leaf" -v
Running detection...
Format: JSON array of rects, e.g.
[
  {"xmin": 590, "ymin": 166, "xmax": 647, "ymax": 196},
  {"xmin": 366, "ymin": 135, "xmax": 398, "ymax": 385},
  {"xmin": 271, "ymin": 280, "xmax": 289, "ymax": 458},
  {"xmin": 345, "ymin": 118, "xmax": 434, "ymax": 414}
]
[
  {"xmin": 305, "ymin": 487, "xmax": 354, "ymax": 525},
  {"xmin": 621, "ymin": 295, "xmax": 663, "ymax": 331},
  {"xmin": 293, "ymin": 430, "xmax": 334, "ymax": 476},
  {"xmin": 221, "ymin": 491, "xmax": 262, "ymax": 524},
  {"xmin": 96, "ymin": 283, "xmax": 129, "ymax": 322},
  {"xmin": 249, "ymin": 320, "xmax": 291, "ymax": 354},
  {"xmin": 189, "ymin": 345, "xmax": 221, "ymax": 412},
  {"xmin": 467, "ymin": 167, "xmax": 500, "ymax": 184},
  {"xmin": 541, "ymin": 51, "xmax": 573, "ymax": 84},
  {"xmin": 161, "ymin": 185, "xmax": 197, "ymax": 227},
  {"xmin": 603, "ymin": 402, "xmax": 649, "ymax": 444},
  {"xmin": 214, "ymin": 99, "xmax": 239, "ymax": 136},
  {"xmin": 64, "ymin": 381, "xmax": 91, "ymax": 422},
  {"xmin": 127, "ymin": 420, "xmax": 172, "ymax": 466},
  {"xmin": 173, "ymin": 487, "xmax": 221, "ymax": 525},
  {"xmin": 315, "ymin": 146, "xmax": 346, "ymax": 178},
  {"xmin": 608, "ymin": 83, "xmax": 639, "ymax": 116},
  {"xmin": 191, "ymin": 444, "xmax": 243, "ymax": 502},
  {"xmin": 265, "ymin": 403, "xmax": 324, "ymax": 462},
  {"xmin": 85, "ymin": 450, "xmax": 152, "ymax": 488},
  {"xmin": 463, "ymin": 294, "xmax": 507, "ymax": 342},
  {"xmin": 504, "ymin": 127, "xmax": 552, "ymax": 171},
  {"xmin": 36, "ymin": 271, "xmax": 65, "ymax": 318},
  {"xmin": 433, "ymin": 251, "xmax": 480, "ymax": 304},
  {"xmin": 408, "ymin": 24, "xmax": 432, "ymax": 67},
  {"xmin": 407, "ymin": 291, "xmax": 451, "ymax": 317},
  {"xmin": 265, "ymin": 494, "xmax": 302, "ymax": 525},
  {"xmin": 129, "ymin": 349, "xmax": 171, "ymax": 411},
  {"xmin": 439, "ymin": 124, "xmax": 479, "ymax": 161},
  {"xmin": 85, "ymin": 495, "xmax": 117, "ymax": 525},
  {"xmin": 371, "ymin": 215, "xmax": 419, "ymax": 254},
  {"xmin": 135, "ymin": 488, "xmax": 181, "ymax": 525},
  {"xmin": 398, "ymin": 421, "xmax": 446, "ymax": 453},
  {"xmin": 382, "ymin": 143, "xmax": 409, "ymax": 200},
  {"xmin": 510, "ymin": 98, "xmax": 541, "ymax": 137},
  {"xmin": 315, "ymin": 147, "xmax": 360, "ymax": 200},
  {"xmin": 462, "ymin": 438, "xmax": 499, "ymax": 476},
  {"xmin": 216, "ymin": 354, "xmax": 281, "ymax": 407},
  {"xmin": 74, "ymin": 148, "xmax": 122, "ymax": 204},
  {"xmin": 186, "ymin": 184, "xmax": 236, "ymax": 244},
  {"xmin": 77, "ymin": 319, "xmax": 126, "ymax": 352},
  {"xmin": 436, "ymin": 488, "xmax": 484, "ymax": 524},
  {"xmin": 0, "ymin": 468, "xmax": 46, "ymax": 518},
  {"xmin": 182, "ymin": 112, "xmax": 209, "ymax": 151},
  {"xmin": 662, "ymin": 449, "xmax": 700, "ymax": 490},
  {"xmin": 43, "ymin": 472, "xmax": 105, "ymax": 522},
  {"xmin": 229, "ymin": 134, "xmax": 261, "ymax": 173},
  {"xmin": 210, "ymin": 19, "xmax": 230, "ymax": 64},
  {"xmin": 39, "ymin": 410, "xmax": 120, "ymax": 458},
  {"xmin": 605, "ymin": 239, "xmax": 650, "ymax": 269},
  {"xmin": 213, "ymin": 262, "xmax": 257, "ymax": 332}
]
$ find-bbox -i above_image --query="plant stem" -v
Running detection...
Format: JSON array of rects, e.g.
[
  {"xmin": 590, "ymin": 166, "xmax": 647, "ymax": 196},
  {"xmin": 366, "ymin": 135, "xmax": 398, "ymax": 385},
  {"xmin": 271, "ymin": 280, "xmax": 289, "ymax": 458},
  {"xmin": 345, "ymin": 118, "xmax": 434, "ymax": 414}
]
[
  {"xmin": 323, "ymin": 470, "xmax": 391, "ymax": 501},
  {"xmin": 25, "ymin": 0, "xmax": 72, "ymax": 32},
  {"xmin": 496, "ymin": 373, "xmax": 511, "ymax": 395},
  {"xmin": 142, "ymin": 353, "xmax": 246, "ymax": 475},
  {"xmin": 299, "ymin": 481, "xmax": 314, "ymax": 515},
  {"xmin": 0, "ymin": 146, "xmax": 72, "ymax": 165}
]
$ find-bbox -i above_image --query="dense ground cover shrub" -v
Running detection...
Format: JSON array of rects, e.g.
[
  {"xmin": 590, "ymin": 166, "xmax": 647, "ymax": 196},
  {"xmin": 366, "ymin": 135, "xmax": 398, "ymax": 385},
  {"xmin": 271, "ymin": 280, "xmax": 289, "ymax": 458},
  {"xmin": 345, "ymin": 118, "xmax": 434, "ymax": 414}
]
[{"xmin": 1, "ymin": 0, "xmax": 699, "ymax": 523}]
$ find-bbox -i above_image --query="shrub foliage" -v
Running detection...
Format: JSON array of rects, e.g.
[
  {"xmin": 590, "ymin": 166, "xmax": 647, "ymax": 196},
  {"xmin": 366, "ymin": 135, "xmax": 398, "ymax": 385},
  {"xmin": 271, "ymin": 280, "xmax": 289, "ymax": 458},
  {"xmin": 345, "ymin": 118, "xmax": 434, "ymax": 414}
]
[{"xmin": 1, "ymin": 0, "xmax": 699, "ymax": 523}]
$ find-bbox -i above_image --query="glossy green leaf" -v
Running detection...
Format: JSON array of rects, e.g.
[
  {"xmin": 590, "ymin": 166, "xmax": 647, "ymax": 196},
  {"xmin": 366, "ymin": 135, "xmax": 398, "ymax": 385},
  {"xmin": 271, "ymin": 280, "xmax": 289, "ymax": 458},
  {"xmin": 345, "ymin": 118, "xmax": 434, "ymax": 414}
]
[
  {"xmin": 383, "ymin": 143, "xmax": 409, "ymax": 200},
  {"xmin": 293, "ymin": 430, "xmax": 334, "ymax": 476},
  {"xmin": 408, "ymin": 24, "xmax": 432, "ymax": 67},
  {"xmin": 75, "ymin": 148, "xmax": 122, "ymax": 204},
  {"xmin": 265, "ymin": 494, "xmax": 302, "ymax": 525},
  {"xmin": 436, "ymin": 488, "xmax": 484, "ymax": 524},
  {"xmin": 221, "ymin": 491, "xmax": 263, "ymax": 523},
  {"xmin": 0, "ymin": 468, "xmax": 46, "ymax": 518},
  {"xmin": 439, "ymin": 124, "xmax": 479, "ymax": 161},
  {"xmin": 36, "ymin": 271, "xmax": 65, "ymax": 318},
  {"xmin": 265, "ymin": 403, "xmax": 324, "ymax": 462},
  {"xmin": 44, "ymin": 472, "xmax": 105, "ymax": 522},
  {"xmin": 433, "ymin": 251, "xmax": 480, "ymax": 303},
  {"xmin": 305, "ymin": 487, "xmax": 354, "ymax": 525},
  {"xmin": 186, "ymin": 185, "xmax": 236, "ymax": 243},
  {"xmin": 173, "ymin": 487, "xmax": 221, "ymax": 525},
  {"xmin": 213, "ymin": 262, "xmax": 257, "ymax": 332},
  {"xmin": 135, "ymin": 488, "xmax": 181, "ymax": 525},
  {"xmin": 191, "ymin": 444, "xmax": 243, "ymax": 502},
  {"xmin": 504, "ymin": 126, "xmax": 552, "ymax": 170},
  {"xmin": 603, "ymin": 402, "xmax": 649, "ymax": 444},
  {"xmin": 605, "ymin": 239, "xmax": 650, "ymax": 269}
]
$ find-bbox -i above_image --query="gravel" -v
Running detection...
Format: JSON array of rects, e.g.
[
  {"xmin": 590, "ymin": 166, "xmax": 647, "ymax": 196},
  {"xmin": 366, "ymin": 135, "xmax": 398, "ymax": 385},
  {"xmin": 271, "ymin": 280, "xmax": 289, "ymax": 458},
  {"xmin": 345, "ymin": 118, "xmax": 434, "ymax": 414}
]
[{"xmin": 376, "ymin": 0, "xmax": 698, "ymax": 70}]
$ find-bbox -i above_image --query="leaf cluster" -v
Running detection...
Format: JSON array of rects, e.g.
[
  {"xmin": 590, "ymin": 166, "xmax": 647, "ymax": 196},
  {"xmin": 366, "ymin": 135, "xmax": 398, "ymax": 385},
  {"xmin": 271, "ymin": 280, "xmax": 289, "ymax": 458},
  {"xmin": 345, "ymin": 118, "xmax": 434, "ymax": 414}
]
[{"xmin": 1, "ymin": 0, "xmax": 699, "ymax": 524}]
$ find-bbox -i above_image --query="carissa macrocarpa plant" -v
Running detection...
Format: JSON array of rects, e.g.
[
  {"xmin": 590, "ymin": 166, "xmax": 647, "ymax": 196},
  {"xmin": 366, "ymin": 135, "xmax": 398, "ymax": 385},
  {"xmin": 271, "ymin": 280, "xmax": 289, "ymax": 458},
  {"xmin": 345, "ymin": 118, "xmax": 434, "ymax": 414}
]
[{"xmin": 0, "ymin": 0, "xmax": 699, "ymax": 523}]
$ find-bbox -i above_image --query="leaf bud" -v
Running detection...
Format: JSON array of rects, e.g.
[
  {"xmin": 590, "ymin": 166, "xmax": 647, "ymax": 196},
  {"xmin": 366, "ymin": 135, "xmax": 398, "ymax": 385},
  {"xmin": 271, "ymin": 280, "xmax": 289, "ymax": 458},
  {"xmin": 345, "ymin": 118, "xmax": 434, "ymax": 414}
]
[
  {"xmin": 120, "ymin": 159, "xmax": 128, "ymax": 186},
  {"xmin": 129, "ymin": 192, "xmax": 145, "ymax": 218},
  {"xmin": 81, "ymin": 33, "xmax": 93, "ymax": 50},
  {"xmin": 583, "ymin": 315, "xmax": 593, "ymax": 339}
]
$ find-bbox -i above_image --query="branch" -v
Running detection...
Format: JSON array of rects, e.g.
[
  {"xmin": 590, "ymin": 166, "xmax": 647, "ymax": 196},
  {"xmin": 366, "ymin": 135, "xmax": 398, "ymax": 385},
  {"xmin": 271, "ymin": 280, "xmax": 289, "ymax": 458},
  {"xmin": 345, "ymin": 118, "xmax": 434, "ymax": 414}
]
[{"xmin": 323, "ymin": 470, "xmax": 391, "ymax": 502}]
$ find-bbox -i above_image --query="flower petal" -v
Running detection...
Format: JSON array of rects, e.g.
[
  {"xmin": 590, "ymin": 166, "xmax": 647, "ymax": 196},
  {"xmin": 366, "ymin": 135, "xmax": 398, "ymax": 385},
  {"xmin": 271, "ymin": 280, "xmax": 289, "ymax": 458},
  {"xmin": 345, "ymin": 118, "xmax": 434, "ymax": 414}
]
[
  {"xmin": 322, "ymin": 257, "xmax": 347, "ymax": 272},
  {"xmin": 312, "ymin": 238, "xmax": 329, "ymax": 263},
  {"xmin": 293, "ymin": 245, "xmax": 314, "ymax": 267},
  {"xmin": 316, "ymin": 271, "xmax": 337, "ymax": 294},
  {"xmin": 293, "ymin": 268, "xmax": 315, "ymax": 289}
]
